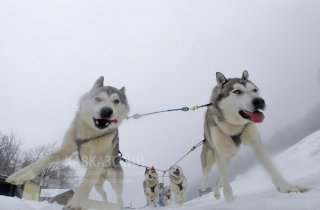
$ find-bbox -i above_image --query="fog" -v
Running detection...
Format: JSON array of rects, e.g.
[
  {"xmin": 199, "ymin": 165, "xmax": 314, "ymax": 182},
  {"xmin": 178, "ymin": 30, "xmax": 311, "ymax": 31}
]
[{"xmin": 0, "ymin": 0, "xmax": 320, "ymax": 207}]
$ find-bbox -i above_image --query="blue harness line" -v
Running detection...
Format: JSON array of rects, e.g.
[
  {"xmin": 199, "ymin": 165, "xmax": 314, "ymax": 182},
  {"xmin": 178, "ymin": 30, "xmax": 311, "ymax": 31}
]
[{"xmin": 126, "ymin": 103, "xmax": 212, "ymax": 119}]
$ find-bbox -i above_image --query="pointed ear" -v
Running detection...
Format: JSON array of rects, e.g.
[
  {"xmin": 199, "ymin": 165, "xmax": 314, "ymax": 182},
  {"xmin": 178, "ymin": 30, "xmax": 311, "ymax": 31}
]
[
  {"xmin": 91, "ymin": 76, "xmax": 104, "ymax": 90},
  {"xmin": 120, "ymin": 86, "xmax": 126, "ymax": 94},
  {"xmin": 216, "ymin": 72, "xmax": 226, "ymax": 87},
  {"xmin": 145, "ymin": 167, "xmax": 149, "ymax": 173},
  {"xmin": 242, "ymin": 70, "xmax": 249, "ymax": 80}
]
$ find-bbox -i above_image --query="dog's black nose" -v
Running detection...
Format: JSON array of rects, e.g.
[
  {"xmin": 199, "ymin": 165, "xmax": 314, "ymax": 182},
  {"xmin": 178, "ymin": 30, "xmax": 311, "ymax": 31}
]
[
  {"xmin": 149, "ymin": 174, "xmax": 152, "ymax": 179},
  {"xmin": 252, "ymin": 97, "xmax": 265, "ymax": 110},
  {"xmin": 100, "ymin": 107, "xmax": 113, "ymax": 118}
]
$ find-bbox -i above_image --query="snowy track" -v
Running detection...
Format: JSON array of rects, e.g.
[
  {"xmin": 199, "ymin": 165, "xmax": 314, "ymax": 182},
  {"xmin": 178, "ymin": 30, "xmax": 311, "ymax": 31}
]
[{"xmin": 1, "ymin": 130, "xmax": 320, "ymax": 210}]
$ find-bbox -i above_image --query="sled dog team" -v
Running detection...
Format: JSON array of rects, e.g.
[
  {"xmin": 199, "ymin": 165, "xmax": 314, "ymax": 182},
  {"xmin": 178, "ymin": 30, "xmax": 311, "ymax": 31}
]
[
  {"xmin": 6, "ymin": 71, "xmax": 308, "ymax": 209},
  {"xmin": 143, "ymin": 165, "xmax": 188, "ymax": 207}
]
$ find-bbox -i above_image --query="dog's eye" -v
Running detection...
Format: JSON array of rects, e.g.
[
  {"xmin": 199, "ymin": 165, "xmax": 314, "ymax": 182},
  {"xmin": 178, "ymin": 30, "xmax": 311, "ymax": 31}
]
[
  {"xmin": 114, "ymin": 99, "xmax": 120, "ymax": 104},
  {"xmin": 253, "ymin": 88, "xmax": 258, "ymax": 93},
  {"xmin": 95, "ymin": 97, "xmax": 102, "ymax": 102},
  {"xmin": 233, "ymin": 90, "xmax": 242, "ymax": 94}
]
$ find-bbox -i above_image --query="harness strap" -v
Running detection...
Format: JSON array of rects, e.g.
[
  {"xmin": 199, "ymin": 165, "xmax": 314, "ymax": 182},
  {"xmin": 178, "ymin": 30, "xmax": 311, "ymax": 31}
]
[
  {"xmin": 75, "ymin": 132, "xmax": 111, "ymax": 162},
  {"xmin": 163, "ymin": 139, "xmax": 206, "ymax": 175},
  {"xmin": 120, "ymin": 156, "xmax": 166, "ymax": 173}
]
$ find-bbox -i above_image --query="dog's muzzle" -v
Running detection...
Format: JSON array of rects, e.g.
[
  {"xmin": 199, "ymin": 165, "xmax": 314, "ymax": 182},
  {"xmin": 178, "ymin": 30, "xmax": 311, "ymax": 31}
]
[
  {"xmin": 173, "ymin": 169, "xmax": 180, "ymax": 176},
  {"xmin": 239, "ymin": 97, "xmax": 265, "ymax": 123},
  {"xmin": 93, "ymin": 107, "xmax": 118, "ymax": 129}
]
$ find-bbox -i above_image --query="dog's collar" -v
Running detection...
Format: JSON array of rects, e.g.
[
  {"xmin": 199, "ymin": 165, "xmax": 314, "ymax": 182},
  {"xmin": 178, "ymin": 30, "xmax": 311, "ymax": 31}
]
[{"xmin": 75, "ymin": 131, "xmax": 114, "ymax": 162}]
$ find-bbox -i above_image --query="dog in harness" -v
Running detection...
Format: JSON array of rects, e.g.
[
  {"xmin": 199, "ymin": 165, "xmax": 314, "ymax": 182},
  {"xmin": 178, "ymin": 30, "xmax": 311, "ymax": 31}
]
[
  {"xmin": 169, "ymin": 165, "xmax": 188, "ymax": 205},
  {"xmin": 143, "ymin": 167, "xmax": 160, "ymax": 207}
]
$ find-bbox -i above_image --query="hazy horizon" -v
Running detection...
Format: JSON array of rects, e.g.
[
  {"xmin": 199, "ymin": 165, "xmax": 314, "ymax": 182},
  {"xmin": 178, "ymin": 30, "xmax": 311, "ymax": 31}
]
[{"xmin": 1, "ymin": 0, "xmax": 320, "ymax": 207}]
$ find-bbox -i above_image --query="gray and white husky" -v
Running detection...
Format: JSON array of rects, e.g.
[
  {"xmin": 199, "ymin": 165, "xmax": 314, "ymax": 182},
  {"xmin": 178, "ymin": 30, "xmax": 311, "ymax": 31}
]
[
  {"xmin": 6, "ymin": 76, "xmax": 129, "ymax": 210},
  {"xmin": 168, "ymin": 165, "xmax": 188, "ymax": 205},
  {"xmin": 162, "ymin": 186, "xmax": 172, "ymax": 206},
  {"xmin": 143, "ymin": 167, "xmax": 160, "ymax": 207},
  {"xmin": 200, "ymin": 71, "xmax": 308, "ymax": 202}
]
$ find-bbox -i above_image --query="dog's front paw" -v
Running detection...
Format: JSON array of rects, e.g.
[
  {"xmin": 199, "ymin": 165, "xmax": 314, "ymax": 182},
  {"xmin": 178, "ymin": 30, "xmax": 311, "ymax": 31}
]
[
  {"xmin": 223, "ymin": 186, "xmax": 234, "ymax": 202},
  {"xmin": 214, "ymin": 189, "xmax": 221, "ymax": 200},
  {"xmin": 6, "ymin": 169, "xmax": 38, "ymax": 185},
  {"xmin": 277, "ymin": 184, "xmax": 310, "ymax": 193}
]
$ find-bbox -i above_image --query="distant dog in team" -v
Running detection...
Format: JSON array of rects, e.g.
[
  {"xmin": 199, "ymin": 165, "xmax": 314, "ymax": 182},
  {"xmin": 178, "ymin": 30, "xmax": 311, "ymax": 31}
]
[
  {"xmin": 143, "ymin": 167, "xmax": 160, "ymax": 207},
  {"xmin": 200, "ymin": 70, "xmax": 309, "ymax": 202},
  {"xmin": 6, "ymin": 76, "xmax": 129, "ymax": 210},
  {"xmin": 169, "ymin": 165, "xmax": 188, "ymax": 205},
  {"xmin": 162, "ymin": 186, "xmax": 172, "ymax": 206}
]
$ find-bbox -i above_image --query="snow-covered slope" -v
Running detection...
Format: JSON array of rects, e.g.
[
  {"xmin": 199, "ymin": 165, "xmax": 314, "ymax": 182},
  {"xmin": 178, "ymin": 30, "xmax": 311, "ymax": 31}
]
[
  {"xmin": 164, "ymin": 129, "xmax": 320, "ymax": 210},
  {"xmin": 1, "ymin": 130, "xmax": 320, "ymax": 210}
]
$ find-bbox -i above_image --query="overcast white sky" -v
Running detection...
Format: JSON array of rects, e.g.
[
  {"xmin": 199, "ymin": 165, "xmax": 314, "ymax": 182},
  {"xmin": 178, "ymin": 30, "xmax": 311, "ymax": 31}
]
[{"xmin": 0, "ymin": 0, "xmax": 320, "ymax": 207}]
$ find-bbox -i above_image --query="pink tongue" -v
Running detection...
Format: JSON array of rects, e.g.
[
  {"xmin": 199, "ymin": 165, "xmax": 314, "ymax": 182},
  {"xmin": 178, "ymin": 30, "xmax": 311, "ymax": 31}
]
[
  {"xmin": 111, "ymin": 119, "xmax": 118, "ymax": 124},
  {"xmin": 248, "ymin": 112, "xmax": 265, "ymax": 123}
]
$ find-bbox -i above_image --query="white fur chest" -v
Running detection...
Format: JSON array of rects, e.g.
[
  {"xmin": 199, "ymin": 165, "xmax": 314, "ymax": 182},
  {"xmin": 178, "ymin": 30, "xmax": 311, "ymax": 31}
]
[
  {"xmin": 211, "ymin": 125, "xmax": 239, "ymax": 157},
  {"xmin": 78, "ymin": 132, "xmax": 116, "ymax": 167}
]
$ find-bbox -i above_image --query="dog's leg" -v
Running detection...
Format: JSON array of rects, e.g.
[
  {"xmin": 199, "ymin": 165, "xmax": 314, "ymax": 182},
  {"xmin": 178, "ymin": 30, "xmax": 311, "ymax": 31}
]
[
  {"xmin": 147, "ymin": 199, "xmax": 150, "ymax": 206},
  {"xmin": 65, "ymin": 166, "xmax": 102, "ymax": 210},
  {"xmin": 6, "ymin": 144, "xmax": 76, "ymax": 185},
  {"xmin": 177, "ymin": 194, "xmax": 183, "ymax": 205},
  {"xmin": 163, "ymin": 197, "xmax": 167, "ymax": 206},
  {"xmin": 155, "ymin": 189, "xmax": 160, "ymax": 207},
  {"xmin": 153, "ymin": 198, "xmax": 158, "ymax": 207},
  {"xmin": 6, "ymin": 126, "xmax": 76, "ymax": 185},
  {"xmin": 144, "ymin": 189, "xmax": 150, "ymax": 206},
  {"xmin": 109, "ymin": 181, "xmax": 124, "ymax": 210},
  {"xmin": 200, "ymin": 143, "xmax": 215, "ymax": 190},
  {"xmin": 181, "ymin": 192, "xmax": 187, "ymax": 205},
  {"xmin": 214, "ymin": 174, "xmax": 222, "ymax": 200},
  {"xmin": 242, "ymin": 124, "xmax": 309, "ymax": 193},
  {"xmin": 250, "ymin": 141, "xmax": 309, "ymax": 193},
  {"xmin": 94, "ymin": 181, "xmax": 108, "ymax": 203},
  {"xmin": 215, "ymin": 154, "xmax": 233, "ymax": 202},
  {"xmin": 105, "ymin": 167, "xmax": 124, "ymax": 210}
]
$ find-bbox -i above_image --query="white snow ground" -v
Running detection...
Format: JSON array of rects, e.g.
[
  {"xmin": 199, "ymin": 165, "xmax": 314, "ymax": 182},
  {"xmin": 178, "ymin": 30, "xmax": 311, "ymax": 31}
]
[{"xmin": 1, "ymin": 130, "xmax": 320, "ymax": 210}]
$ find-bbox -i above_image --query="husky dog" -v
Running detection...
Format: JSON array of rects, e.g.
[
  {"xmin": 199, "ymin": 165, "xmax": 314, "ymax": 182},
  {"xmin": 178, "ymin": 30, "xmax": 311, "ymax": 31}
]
[
  {"xmin": 162, "ymin": 186, "xmax": 172, "ymax": 206},
  {"xmin": 200, "ymin": 71, "xmax": 308, "ymax": 202},
  {"xmin": 6, "ymin": 76, "xmax": 129, "ymax": 210},
  {"xmin": 169, "ymin": 165, "xmax": 188, "ymax": 205},
  {"xmin": 143, "ymin": 167, "xmax": 160, "ymax": 207}
]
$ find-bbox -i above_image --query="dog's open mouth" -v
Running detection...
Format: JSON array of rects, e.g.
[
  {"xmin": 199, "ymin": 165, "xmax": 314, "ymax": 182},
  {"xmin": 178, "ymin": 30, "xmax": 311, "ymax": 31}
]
[
  {"xmin": 239, "ymin": 110, "xmax": 265, "ymax": 123},
  {"xmin": 93, "ymin": 117, "xmax": 118, "ymax": 129},
  {"xmin": 173, "ymin": 170, "xmax": 180, "ymax": 176}
]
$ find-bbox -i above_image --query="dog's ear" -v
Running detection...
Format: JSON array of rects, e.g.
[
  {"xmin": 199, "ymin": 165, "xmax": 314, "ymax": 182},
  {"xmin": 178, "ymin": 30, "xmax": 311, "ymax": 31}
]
[
  {"xmin": 242, "ymin": 70, "xmax": 249, "ymax": 80},
  {"xmin": 91, "ymin": 76, "xmax": 104, "ymax": 90},
  {"xmin": 120, "ymin": 86, "xmax": 126, "ymax": 94},
  {"xmin": 216, "ymin": 72, "xmax": 226, "ymax": 87}
]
